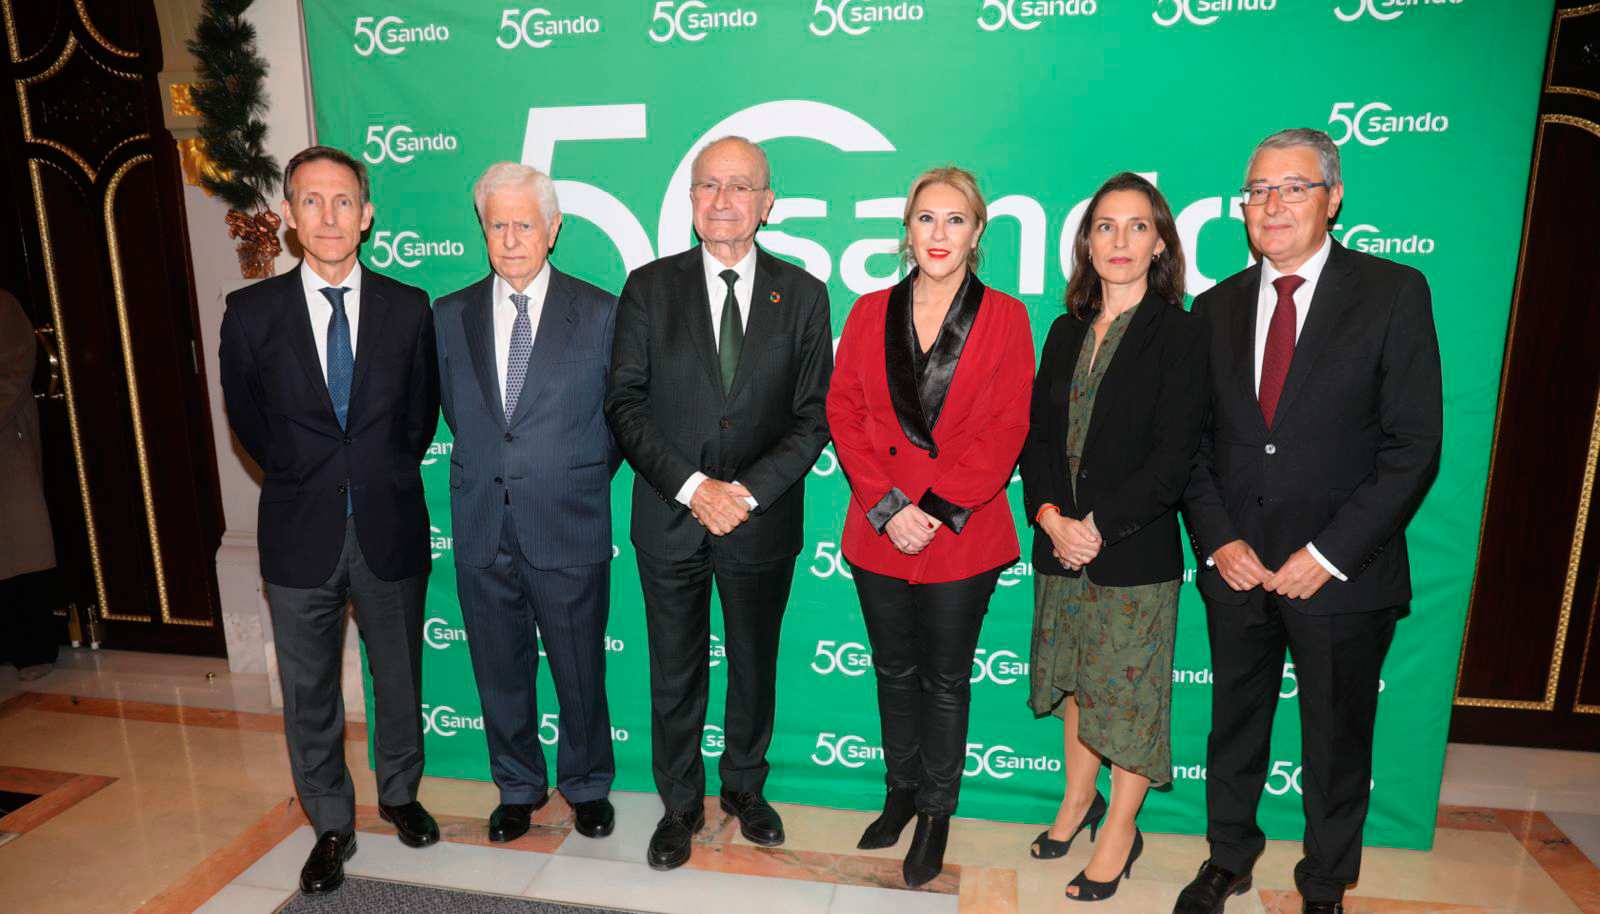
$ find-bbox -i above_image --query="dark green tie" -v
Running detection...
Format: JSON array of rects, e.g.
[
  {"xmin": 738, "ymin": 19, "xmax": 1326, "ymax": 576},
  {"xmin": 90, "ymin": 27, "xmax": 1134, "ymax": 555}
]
[{"xmin": 718, "ymin": 268, "xmax": 742, "ymax": 395}]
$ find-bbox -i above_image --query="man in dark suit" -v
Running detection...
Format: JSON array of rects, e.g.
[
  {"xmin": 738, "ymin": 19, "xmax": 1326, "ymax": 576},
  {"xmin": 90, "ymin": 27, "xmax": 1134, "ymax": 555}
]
[
  {"xmin": 1176, "ymin": 128, "xmax": 1442, "ymax": 914},
  {"xmin": 433, "ymin": 163, "xmax": 619, "ymax": 844},
  {"xmin": 220, "ymin": 146, "xmax": 441, "ymax": 895},
  {"xmin": 605, "ymin": 136, "xmax": 832, "ymax": 870}
]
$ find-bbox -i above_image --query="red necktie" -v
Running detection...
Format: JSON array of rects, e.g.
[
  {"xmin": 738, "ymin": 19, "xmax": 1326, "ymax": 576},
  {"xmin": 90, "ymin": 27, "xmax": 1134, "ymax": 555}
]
[{"xmin": 1259, "ymin": 274, "xmax": 1304, "ymax": 427}]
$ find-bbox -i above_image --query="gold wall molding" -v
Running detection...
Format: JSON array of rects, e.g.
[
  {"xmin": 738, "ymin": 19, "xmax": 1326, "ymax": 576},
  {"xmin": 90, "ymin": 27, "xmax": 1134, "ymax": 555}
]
[
  {"xmin": 1454, "ymin": 116, "xmax": 1600, "ymax": 709},
  {"xmin": 74, "ymin": 0, "xmax": 137, "ymax": 59}
]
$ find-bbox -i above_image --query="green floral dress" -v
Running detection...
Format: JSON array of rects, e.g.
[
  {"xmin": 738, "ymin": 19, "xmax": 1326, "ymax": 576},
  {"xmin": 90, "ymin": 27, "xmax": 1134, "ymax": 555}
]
[{"xmin": 1028, "ymin": 305, "xmax": 1178, "ymax": 786}]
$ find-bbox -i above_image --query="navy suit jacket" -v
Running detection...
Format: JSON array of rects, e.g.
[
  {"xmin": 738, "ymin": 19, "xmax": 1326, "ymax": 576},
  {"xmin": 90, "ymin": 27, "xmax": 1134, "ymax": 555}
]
[
  {"xmin": 434, "ymin": 267, "xmax": 620, "ymax": 570},
  {"xmin": 219, "ymin": 264, "xmax": 439, "ymax": 588}
]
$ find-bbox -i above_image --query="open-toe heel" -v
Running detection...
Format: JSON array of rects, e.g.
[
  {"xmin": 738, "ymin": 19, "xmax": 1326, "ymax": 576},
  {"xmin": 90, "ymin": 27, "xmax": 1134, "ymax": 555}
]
[
  {"xmin": 1029, "ymin": 790, "xmax": 1107, "ymax": 860},
  {"xmin": 1064, "ymin": 828, "xmax": 1142, "ymax": 902}
]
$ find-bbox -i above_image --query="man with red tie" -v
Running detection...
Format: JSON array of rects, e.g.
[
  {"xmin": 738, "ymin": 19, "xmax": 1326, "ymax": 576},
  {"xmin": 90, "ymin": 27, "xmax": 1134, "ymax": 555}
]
[{"xmin": 1176, "ymin": 128, "xmax": 1442, "ymax": 914}]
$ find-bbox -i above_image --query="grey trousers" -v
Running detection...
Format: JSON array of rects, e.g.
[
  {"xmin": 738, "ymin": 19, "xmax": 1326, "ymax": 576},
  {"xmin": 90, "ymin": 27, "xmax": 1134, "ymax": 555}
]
[{"xmin": 265, "ymin": 517, "xmax": 427, "ymax": 836}]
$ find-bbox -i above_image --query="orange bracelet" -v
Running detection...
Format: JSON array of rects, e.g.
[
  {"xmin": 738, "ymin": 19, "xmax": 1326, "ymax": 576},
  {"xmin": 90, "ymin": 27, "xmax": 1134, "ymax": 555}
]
[{"xmin": 1035, "ymin": 503, "xmax": 1059, "ymax": 524}]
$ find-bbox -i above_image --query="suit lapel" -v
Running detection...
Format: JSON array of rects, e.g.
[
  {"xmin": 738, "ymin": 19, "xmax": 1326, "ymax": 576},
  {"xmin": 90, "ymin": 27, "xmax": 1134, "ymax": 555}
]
[
  {"xmin": 1229, "ymin": 264, "xmax": 1267, "ymax": 433},
  {"xmin": 280, "ymin": 270, "xmax": 329, "ymax": 406},
  {"xmin": 679, "ymin": 248, "xmax": 724, "ymax": 397},
  {"xmin": 726, "ymin": 248, "xmax": 781, "ymax": 402},
  {"xmin": 461, "ymin": 275, "xmax": 502, "ymax": 423},
  {"xmin": 349, "ymin": 265, "xmax": 389, "ymax": 408},
  {"xmin": 917, "ymin": 271, "xmax": 984, "ymax": 432},
  {"xmin": 507, "ymin": 268, "xmax": 579, "ymax": 428},
  {"xmin": 1272, "ymin": 242, "xmax": 1353, "ymax": 425},
  {"xmin": 883, "ymin": 271, "xmax": 936, "ymax": 453},
  {"xmin": 1082, "ymin": 290, "xmax": 1162, "ymax": 457}
]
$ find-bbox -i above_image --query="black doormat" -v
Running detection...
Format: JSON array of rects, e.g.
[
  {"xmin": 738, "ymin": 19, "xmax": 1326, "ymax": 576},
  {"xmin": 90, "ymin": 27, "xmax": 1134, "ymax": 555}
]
[
  {"xmin": 275, "ymin": 877, "xmax": 649, "ymax": 914},
  {"xmin": 0, "ymin": 789, "xmax": 40, "ymax": 817}
]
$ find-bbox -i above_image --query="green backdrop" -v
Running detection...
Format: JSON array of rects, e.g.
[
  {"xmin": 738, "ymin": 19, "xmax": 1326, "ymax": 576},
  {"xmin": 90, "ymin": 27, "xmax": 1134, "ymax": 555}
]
[{"xmin": 302, "ymin": 0, "xmax": 1553, "ymax": 850}]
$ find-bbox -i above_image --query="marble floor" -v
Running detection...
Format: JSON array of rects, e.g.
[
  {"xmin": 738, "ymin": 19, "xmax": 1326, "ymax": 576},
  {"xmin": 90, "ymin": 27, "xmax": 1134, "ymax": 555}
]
[{"xmin": 1, "ymin": 650, "xmax": 1597, "ymax": 914}]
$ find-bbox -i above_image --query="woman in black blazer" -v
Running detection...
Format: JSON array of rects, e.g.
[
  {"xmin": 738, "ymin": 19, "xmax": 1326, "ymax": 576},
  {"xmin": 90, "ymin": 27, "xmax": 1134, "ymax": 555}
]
[{"xmin": 1018, "ymin": 172, "xmax": 1209, "ymax": 902}]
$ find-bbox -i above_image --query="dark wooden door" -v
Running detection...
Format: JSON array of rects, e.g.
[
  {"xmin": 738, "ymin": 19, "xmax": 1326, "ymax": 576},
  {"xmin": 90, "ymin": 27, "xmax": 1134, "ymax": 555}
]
[
  {"xmin": 0, "ymin": 0, "xmax": 225, "ymax": 654},
  {"xmin": 1451, "ymin": 1, "xmax": 1600, "ymax": 750}
]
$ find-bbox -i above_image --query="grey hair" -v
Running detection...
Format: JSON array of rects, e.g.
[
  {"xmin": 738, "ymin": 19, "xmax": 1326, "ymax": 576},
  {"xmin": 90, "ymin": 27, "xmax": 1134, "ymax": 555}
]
[
  {"xmin": 472, "ymin": 162, "xmax": 560, "ymax": 228},
  {"xmin": 1246, "ymin": 128, "xmax": 1342, "ymax": 189},
  {"xmin": 690, "ymin": 135, "xmax": 771, "ymax": 189}
]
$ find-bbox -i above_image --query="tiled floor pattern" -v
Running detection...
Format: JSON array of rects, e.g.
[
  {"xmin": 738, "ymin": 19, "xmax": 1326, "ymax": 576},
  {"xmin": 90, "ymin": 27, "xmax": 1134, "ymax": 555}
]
[{"xmin": 0, "ymin": 654, "xmax": 1598, "ymax": 914}]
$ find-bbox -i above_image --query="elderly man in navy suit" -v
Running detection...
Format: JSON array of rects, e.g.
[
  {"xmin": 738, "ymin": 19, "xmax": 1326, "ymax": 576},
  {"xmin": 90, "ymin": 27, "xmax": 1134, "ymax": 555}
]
[{"xmin": 433, "ymin": 163, "xmax": 620, "ymax": 843}]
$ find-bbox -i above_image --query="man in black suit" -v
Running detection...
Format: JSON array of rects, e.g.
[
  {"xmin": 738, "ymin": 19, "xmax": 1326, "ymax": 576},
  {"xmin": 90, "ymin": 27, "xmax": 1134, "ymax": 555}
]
[
  {"xmin": 605, "ymin": 136, "xmax": 832, "ymax": 870},
  {"xmin": 220, "ymin": 146, "xmax": 441, "ymax": 895},
  {"xmin": 434, "ymin": 163, "xmax": 619, "ymax": 843},
  {"xmin": 1176, "ymin": 128, "xmax": 1442, "ymax": 914}
]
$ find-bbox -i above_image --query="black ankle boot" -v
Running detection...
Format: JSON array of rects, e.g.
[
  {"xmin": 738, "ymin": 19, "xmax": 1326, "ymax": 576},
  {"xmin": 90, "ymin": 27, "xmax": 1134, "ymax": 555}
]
[
  {"xmin": 857, "ymin": 786, "xmax": 918, "ymax": 850},
  {"xmin": 902, "ymin": 812, "xmax": 950, "ymax": 887}
]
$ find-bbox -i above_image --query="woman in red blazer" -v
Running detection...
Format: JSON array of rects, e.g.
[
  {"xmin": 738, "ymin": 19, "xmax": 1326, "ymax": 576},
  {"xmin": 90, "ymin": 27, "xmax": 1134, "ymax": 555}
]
[{"xmin": 826, "ymin": 166, "xmax": 1034, "ymax": 887}]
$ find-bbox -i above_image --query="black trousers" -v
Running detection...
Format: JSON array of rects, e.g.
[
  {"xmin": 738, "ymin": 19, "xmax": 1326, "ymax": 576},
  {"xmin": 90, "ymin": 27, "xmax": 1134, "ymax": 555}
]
[
  {"xmin": 851, "ymin": 564, "xmax": 1003, "ymax": 816},
  {"xmin": 457, "ymin": 508, "xmax": 614, "ymax": 804},
  {"xmin": 1204, "ymin": 591, "xmax": 1399, "ymax": 903},
  {"xmin": 264, "ymin": 517, "xmax": 427, "ymax": 837},
  {"xmin": 0, "ymin": 568, "xmax": 60, "ymax": 669},
  {"xmin": 635, "ymin": 542, "xmax": 795, "ymax": 811}
]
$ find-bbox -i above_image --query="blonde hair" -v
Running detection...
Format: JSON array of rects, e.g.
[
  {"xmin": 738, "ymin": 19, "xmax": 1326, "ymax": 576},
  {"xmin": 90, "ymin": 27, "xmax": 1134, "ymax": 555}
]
[{"xmin": 899, "ymin": 166, "xmax": 988, "ymax": 271}]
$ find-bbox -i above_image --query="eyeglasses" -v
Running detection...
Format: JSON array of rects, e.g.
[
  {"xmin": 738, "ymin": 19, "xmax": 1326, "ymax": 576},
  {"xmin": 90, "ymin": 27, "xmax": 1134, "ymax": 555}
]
[
  {"xmin": 1238, "ymin": 182, "xmax": 1329, "ymax": 205},
  {"xmin": 690, "ymin": 181, "xmax": 768, "ymax": 201}
]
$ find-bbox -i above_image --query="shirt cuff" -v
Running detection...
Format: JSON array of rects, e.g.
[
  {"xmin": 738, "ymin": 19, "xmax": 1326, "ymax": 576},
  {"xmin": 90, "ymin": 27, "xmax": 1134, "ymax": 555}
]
[
  {"xmin": 675, "ymin": 472, "xmax": 708, "ymax": 508},
  {"xmin": 866, "ymin": 488, "xmax": 913, "ymax": 533},
  {"xmin": 1306, "ymin": 542, "xmax": 1347, "ymax": 582},
  {"xmin": 732, "ymin": 479, "xmax": 757, "ymax": 510}
]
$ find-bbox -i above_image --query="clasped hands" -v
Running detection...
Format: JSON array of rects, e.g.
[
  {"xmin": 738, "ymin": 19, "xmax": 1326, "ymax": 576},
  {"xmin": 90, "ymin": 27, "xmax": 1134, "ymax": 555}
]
[
  {"xmin": 1211, "ymin": 540, "xmax": 1331, "ymax": 600},
  {"xmin": 885, "ymin": 504, "xmax": 942, "ymax": 554},
  {"xmin": 690, "ymin": 479, "xmax": 753, "ymax": 536},
  {"xmin": 1038, "ymin": 507, "xmax": 1100, "ymax": 571}
]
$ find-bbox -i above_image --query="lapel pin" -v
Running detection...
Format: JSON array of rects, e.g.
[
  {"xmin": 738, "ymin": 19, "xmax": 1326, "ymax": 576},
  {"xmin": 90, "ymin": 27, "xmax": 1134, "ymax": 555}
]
[{"xmin": 769, "ymin": 290, "xmax": 781, "ymax": 303}]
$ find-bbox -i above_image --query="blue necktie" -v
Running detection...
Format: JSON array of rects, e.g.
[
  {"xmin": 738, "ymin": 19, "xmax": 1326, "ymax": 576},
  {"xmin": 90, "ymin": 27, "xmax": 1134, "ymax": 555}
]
[
  {"xmin": 504, "ymin": 292, "xmax": 532, "ymax": 423},
  {"xmin": 321, "ymin": 286, "xmax": 354, "ymax": 516}
]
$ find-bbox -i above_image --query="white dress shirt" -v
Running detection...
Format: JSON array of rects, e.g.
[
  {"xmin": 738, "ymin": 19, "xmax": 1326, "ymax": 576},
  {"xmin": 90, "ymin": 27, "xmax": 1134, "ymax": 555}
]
[
  {"xmin": 1249, "ymin": 233, "xmax": 1344, "ymax": 581},
  {"xmin": 299, "ymin": 260, "xmax": 362, "ymax": 382},
  {"xmin": 676, "ymin": 245, "xmax": 760, "ymax": 509},
  {"xmin": 493, "ymin": 262, "xmax": 552, "ymax": 412}
]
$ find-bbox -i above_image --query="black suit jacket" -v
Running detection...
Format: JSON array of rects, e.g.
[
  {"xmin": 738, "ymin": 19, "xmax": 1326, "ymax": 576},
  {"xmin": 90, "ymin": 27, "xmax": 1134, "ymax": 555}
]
[
  {"xmin": 605, "ymin": 246, "xmax": 832, "ymax": 563},
  {"xmin": 1020, "ymin": 292, "xmax": 1210, "ymax": 585},
  {"xmin": 1184, "ymin": 241, "xmax": 1442, "ymax": 614},
  {"xmin": 220, "ymin": 264, "xmax": 440, "ymax": 588}
]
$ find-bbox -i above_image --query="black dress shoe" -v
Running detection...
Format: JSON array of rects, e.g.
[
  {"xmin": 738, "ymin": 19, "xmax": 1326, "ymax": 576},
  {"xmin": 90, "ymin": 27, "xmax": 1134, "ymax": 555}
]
[
  {"xmin": 299, "ymin": 830, "xmax": 356, "ymax": 895},
  {"xmin": 858, "ymin": 785, "xmax": 918, "ymax": 850},
  {"xmin": 572, "ymin": 797, "xmax": 615, "ymax": 838},
  {"xmin": 1303, "ymin": 902, "xmax": 1343, "ymax": 914},
  {"xmin": 488, "ymin": 794, "xmax": 549, "ymax": 843},
  {"xmin": 719, "ymin": 790, "xmax": 785, "ymax": 846},
  {"xmin": 647, "ymin": 807, "xmax": 705, "ymax": 870},
  {"xmin": 902, "ymin": 812, "xmax": 951, "ymax": 887},
  {"xmin": 378, "ymin": 801, "xmax": 439, "ymax": 848},
  {"xmin": 1173, "ymin": 861, "xmax": 1254, "ymax": 914}
]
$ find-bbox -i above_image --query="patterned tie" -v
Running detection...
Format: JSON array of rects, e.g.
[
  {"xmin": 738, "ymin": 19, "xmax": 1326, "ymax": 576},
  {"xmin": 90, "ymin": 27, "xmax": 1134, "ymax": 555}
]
[
  {"xmin": 718, "ymin": 269, "xmax": 742, "ymax": 395},
  {"xmin": 503, "ymin": 292, "xmax": 532, "ymax": 423},
  {"xmin": 1259, "ymin": 274, "xmax": 1305, "ymax": 427},
  {"xmin": 321, "ymin": 286, "xmax": 354, "ymax": 516}
]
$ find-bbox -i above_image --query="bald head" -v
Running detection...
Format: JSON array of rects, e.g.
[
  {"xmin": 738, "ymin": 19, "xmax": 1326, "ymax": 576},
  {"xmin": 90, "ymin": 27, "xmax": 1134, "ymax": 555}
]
[{"xmin": 691, "ymin": 136, "xmax": 771, "ymax": 190}]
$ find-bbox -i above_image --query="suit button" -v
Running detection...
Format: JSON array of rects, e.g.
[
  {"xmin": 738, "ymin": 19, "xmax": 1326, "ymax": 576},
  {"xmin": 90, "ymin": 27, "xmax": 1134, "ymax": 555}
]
[
  {"xmin": 1257, "ymin": 496, "xmax": 1264, "ymax": 506},
  {"xmin": 1079, "ymin": 469, "xmax": 1088, "ymax": 479},
  {"xmin": 494, "ymin": 476, "xmax": 503, "ymax": 485},
  {"xmin": 1264, "ymin": 444, "xmax": 1277, "ymax": 455},
  {"xmin": 337, "ymin": 484, "xmax": 347, "ymax": 494},
  {"xmin": 888, "ymin": 446, "xmax": 897, "ymax": 456},
  {"xmin": 342, "ymin": 436, "xmax": 353, "ymax": 445},
  {"xmin": 719, "ymin": 418, "xmax": 732, "ymax": 429},
  {"xmin": 504, "ymin": 433, "xmax": 514, "ymax": 443}
]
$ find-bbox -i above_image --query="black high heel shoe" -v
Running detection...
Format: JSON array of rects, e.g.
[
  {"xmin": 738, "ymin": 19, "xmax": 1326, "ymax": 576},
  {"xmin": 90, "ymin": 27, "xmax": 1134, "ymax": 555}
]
[
  {"xmin": 858, "ymin": 785, "xmax": 918, "ymax": 850},
  {"xmin": 901, "ymin": 812, "xmax": 950, "ymax": 887},
  {"xmin": 1030, "ymin": 790, "xmax": 1107, "ymax": 859},
  {"xmin": 1065, "ymin": 828, "xmax": 1142, "ymax": 902}
]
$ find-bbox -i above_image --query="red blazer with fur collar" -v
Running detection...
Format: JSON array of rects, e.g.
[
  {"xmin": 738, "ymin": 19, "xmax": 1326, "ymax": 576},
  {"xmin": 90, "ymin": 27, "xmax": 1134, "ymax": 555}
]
[{"xmin": 827, "ymin": 271, "xmax": 1034, "ymax": 584}]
